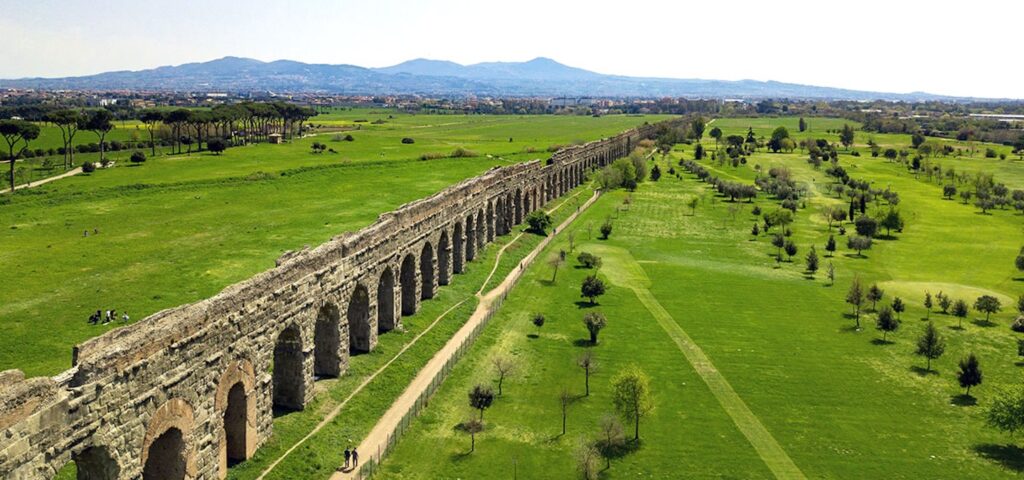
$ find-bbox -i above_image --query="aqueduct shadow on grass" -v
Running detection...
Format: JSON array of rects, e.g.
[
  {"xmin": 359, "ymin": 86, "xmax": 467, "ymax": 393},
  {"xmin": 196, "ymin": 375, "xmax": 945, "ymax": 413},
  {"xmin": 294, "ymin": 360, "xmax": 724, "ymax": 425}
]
[{"xmin": 0, "ymin": 120, "xmax": 673, "ymax": 479}]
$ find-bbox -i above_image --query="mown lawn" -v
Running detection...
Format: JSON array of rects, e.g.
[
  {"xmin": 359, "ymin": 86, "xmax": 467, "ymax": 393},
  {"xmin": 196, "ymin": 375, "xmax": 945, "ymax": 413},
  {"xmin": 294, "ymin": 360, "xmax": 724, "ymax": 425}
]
[{"xmin": 377, "ymin": 120, "xmax": 1024, "ymax": 478}]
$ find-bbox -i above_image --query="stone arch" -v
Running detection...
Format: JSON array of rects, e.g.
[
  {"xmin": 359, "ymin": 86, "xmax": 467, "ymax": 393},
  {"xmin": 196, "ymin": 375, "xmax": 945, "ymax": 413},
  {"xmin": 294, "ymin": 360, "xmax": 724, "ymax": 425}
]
[
  {"xmin": 400, "ymin": 253, "xmax": 418, "ymax": 316},
  {"xmin": 216, "ymin": 360, "xmax": 256, "ymax": 477},
  {"xmin": 494, "ymin": 197, "xmax": 505, "ymax": 236},
  {"xmin": 348, "ymin": 284, "xmax": 371, "ymax": 353},
  {"xmin": 141, "ymin": 398, "xmax": 196, "ymax": 480},
  {"xmin": 65, "ymin": 445, "xmax": 119, "ymax": 480},
  {"xmin": 438, "ymin": 230, "xmax": 450, "ymax": 286},
  {"xmin": 465, "ymin": 214, "xmax": 476, "ymax": 261},
  {"xmin": 522, "ymin": 190, "xmax": 532, "ymax": 217},
  {"xmin": 504, "ymin": 192, "xmax": 514, "ymax": 228},
  {"xmin": 420, "ymin": 242, "xmax": 435, "ymax": 300},
  {"xmin": 476, "ymin": 209, "xmax": 485, "ymax": 250},
  {"xmin": 514, "ymin": 189, "xmax": 523, "ymax": 225},
  {"xmin": 272, "ymin": 324, "xmax": 305, "ymax": 411},
  {"xmin": 313, "ymin": 302, "xmax": 341, "ymax": 378},
  {"xmin": 453, "ymin": 222, "xmax": 464, "ymax": 274},
  {"xmin": 377, "ymin": 267, "xmax": 396, "ymax": 333},
  {"xmin": 486, "ymin": 201, "xmax": 495, "ymax": 242}
]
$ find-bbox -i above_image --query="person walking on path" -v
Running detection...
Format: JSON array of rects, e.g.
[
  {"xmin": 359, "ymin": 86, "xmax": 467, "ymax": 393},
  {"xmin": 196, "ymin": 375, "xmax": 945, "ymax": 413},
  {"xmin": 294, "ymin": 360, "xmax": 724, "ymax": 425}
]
[
  {"xmin": 343, "ymin": 448, "xmax": 351, "ymax": 469},
  {"xmin": 351, "ymin": 448, "xmax": 359, "ymax": 467}
]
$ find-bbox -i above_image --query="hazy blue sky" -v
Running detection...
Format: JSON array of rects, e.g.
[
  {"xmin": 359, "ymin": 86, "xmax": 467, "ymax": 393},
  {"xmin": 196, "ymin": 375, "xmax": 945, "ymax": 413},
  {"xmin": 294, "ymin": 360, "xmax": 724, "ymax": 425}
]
[{"xmin": 2, "ymin": 0, "xmax": 1021, "ymax": 98}]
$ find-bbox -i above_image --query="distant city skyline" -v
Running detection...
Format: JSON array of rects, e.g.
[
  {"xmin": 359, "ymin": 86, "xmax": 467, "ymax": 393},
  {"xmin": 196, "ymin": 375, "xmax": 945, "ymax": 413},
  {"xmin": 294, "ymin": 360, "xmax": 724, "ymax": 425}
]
[{"xmin": 2, "ymin": 0, "xmax": 1021, "ymax": 98}]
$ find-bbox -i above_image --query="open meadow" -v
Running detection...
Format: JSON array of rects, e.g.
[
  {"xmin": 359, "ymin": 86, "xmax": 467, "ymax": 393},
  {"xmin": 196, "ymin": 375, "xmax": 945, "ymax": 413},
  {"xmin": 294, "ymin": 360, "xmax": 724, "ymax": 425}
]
[
  {"xmin": 0, "ymin": 111, "xmax": 667, "ymax": 377},
  {"xmin": 375, "ymin": 117, "xmax": 1024, "ymax": 478}
]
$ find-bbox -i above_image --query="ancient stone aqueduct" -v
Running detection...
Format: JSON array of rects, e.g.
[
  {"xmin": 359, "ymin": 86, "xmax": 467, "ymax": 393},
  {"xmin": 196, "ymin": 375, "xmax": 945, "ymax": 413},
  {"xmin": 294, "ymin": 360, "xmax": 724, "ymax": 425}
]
[{"xmin": 0, "ymin": 120, "xmax": 670, "ymax": 479}]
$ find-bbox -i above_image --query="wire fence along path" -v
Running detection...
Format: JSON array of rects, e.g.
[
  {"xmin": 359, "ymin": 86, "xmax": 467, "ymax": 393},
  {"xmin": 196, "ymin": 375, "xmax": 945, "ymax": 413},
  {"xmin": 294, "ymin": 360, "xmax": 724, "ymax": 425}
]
[{"xmin": 335, "ymin": 190, "xmax": 601, "ymax": 480}]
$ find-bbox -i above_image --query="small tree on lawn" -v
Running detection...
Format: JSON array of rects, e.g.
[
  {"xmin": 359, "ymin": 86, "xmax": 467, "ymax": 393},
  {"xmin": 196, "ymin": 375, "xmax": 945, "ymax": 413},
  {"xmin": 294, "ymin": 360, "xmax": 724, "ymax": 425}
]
[
  {"xmin": 548, "ymin": 254, "xmax": 565, "ymax": 282},
  {"xmin": 575, "ymin": 440, "xmax": 600, "ymax": 480},
  {"xmin": 805, "ymin": 246, "xmax": 819, "ymax": 275},
  {"xmin": 596, "ymin": 414, "xmax": 626, "ymax": 469},
  {"xmin": 462, "ymin": 417, "xmax": 483, "ymax": 453},
  {"xmin": 891, "ymin": 297, "xmax": 905, "ymax": 320},
  {"xmin": 583, "ymin": 312, "xmax": 607, "ymax": 345},
  {"xmin": 827, "ymin": 262, "xmax": 835, "ymax": 286},
  {"xmin": 600, "ymin": 219, "xmax": 613, "ymax": 239},
  {"xmin": 957, "ymin": 353, "xmax": 983, "ymax": 396},
  {"xmin": 577, "ymin": 252, "xmax": 602, "ymax": 269},
  {"xmin": 847, "ymin": 276, "xmax": 865, "ymax": 328},
  {"xmin": 915, "ymin": 322, "xmax": 946, "ymax": 372},
  {"xmin": 938, "ymin": 292, "xmax": 952, "ymax": 314},
  {"xmin": 985, "ymin": 385, "xmax": 1024, "ymax": 439},
  {"xmin": 491, "ymin": 356, "xmax": 517, "ymax": 396},
  {"xmin": 207, "ymin": 138, "xmax": 227, "ymax": 155},
  {"xmin": 532, "ymin": 313, "xmax": 545, "ymax": 336},
  {"xmin": 612, "ymin": 365, "xmax": 654, "ymax": 441},
  {"xmin": 130, "ymin": 151, "xmax": 146, "ymax": 165},
  {"xmin": 581, "ymin": 275, "xmax": 606, "ymax": 304},
  {"xmin": 924, "ymin": 292, "xmax": 933, "ymax": 319},
  {"xmin": 577, "ymin": 351, "xmax": 597, "ymax": 396},
  {"xmin": 771, "ymin": 233, "xmax": 785, "ymax": 261},
  {"xmin": 952, "ymin": 299, "xmax": 969, "ymax": 328},
  {"xmin": 847, "ymin": 235, "xmax": 872, "ymax": 257},
  {"xmin": 825, "ymin": 235, "xmax": 836, "ymax": 257},
  {"xmin": 468, "ymin": 384, "xmax": 495, "ymax": 419},
  {"xmin": 867, "ymin": 284, "xmax": 884, "ymax": 311},
  {"xmin": 974, "ymin": 295, "xmax": 1002, "ymax": 323},
  {"xmin": 559, "ymin": 388, "xmax": 573, "ymax": 435},
  {"xmin": 784, "ymin": 240, "xmax": 798, "ymax": 261},
  {"xmin": 526, "ymin": 211, "xmax": 553, "ymax": 234},
  {"xmin": 876, "ymin": 306, "xmax": 899, "ymax": 342}
]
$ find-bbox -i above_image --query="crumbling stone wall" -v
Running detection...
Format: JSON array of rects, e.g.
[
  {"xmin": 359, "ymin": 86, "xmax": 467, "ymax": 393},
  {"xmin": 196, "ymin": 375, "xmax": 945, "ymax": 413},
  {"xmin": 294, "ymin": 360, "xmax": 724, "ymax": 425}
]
[{"xmin": 0, "ymin": 120, "xmax": 670, "ymax": 479}]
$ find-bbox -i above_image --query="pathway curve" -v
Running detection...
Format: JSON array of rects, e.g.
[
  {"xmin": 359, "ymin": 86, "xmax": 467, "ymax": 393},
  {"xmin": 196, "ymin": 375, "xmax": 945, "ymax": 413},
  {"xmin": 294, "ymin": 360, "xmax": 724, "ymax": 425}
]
[
  {"xmin": 1, "ymin": 167, "xmax": 81, "ymax": 194},
  {"xmin": 332, "ymin": 190, "xmax": 601, "ymax": 479}
]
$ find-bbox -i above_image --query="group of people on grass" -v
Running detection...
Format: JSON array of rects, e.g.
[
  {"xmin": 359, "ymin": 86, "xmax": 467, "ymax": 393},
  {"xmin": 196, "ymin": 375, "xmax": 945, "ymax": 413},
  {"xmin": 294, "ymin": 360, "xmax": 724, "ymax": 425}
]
[{"xmin": 88, "ymin": 309, "xmax": 128, "ymax": 325}]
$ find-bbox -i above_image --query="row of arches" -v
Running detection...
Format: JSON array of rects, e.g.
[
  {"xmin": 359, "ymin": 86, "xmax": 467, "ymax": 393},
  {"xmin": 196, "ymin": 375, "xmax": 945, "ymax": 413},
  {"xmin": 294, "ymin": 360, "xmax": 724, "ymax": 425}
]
[{"xmin": 76, "ymin": 160, "xmax": 610, "ymax": 480}]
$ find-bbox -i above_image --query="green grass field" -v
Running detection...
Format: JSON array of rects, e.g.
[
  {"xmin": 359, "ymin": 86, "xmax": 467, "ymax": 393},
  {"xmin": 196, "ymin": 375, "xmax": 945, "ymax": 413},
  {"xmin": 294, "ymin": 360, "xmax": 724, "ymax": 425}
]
[
  {"xmin": 376, "ymin": 118, "xmax": 1024, "ymax": 478},
  {"xmin": 0, "ymin": 111, "xmax": 667, "ymax": 377}
]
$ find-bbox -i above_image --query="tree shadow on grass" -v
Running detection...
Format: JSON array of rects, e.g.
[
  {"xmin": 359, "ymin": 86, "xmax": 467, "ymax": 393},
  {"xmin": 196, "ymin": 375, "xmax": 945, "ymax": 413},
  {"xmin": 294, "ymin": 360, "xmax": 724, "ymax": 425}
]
[
  {"xmin": 871, "ymin": 338, "xmax": 894, "ymax": 346},
  {"xmin": 838, "ymin": 324, "xmax": 863, "ymax": 334},
  {"xmin": 575, "ymin": 300, "xmax": 598, "ymax": 309},
  {"xmin": 948, "ymin": 325, "xmax": 965, "ymax": 331},
  {"xmin": 1015, "ymin": 361, "xmax": 1024, "ymax": 367},
  {"xmin": 974, "ymin": 443, "xmax": 1024, "ymax": 472},
  {"xmin": 527, "ymin": 333, "xmax": 539, "ymax": 339},
  {"xmin": 950, "ymin": 394, "xmax": 977, "ymax": 407},
  {"xmin": 573, "ymin": 339, "xmax": 596, "ymax": 348},
  {"xmin": 910, "ymin": 365, "xmax": 939, "ymax": 377},
  {"xmin": 597, "ymin": 439, "xmax": 642, "ymax": 471},
  {"xmin": 973, "ymin": 319, "xmax": 997, "ymax": 328},
  {"xmin": 538, "ymin": 279, "xmax": 555, "ymax": 287}
]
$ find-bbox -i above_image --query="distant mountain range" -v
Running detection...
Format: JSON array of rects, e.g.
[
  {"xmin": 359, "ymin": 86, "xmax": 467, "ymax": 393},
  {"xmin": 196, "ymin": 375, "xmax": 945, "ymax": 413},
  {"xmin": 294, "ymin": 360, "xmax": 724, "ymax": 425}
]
[{"xmin": 0, "ymin": 56, "xmax": 994, "ymax": 101}]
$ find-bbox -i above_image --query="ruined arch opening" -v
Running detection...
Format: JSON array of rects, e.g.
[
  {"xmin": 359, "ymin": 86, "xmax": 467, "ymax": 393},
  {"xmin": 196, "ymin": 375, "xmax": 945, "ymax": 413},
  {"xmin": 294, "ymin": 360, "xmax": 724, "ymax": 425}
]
[
  {"xmin": 438, "ymin": 231, "xmax": 450, "ymax": 286},
  {"xmin": 400, "ymin": 254, "xmax": 418, "ymax": 316},
  {"xmin": 453, "ymin": 222, "xmax": 464, "ymax": 274},
  {"xmin": 377, "ymin": 268, "xmax": 395, "ymax": 333},
  {"xmin": 486, "ymin": 201, "xmax": 495, "ymax": 242},
  {"xmin": 143, "ymin": 427, "xmax": 186, "ymax": 480},
  {"xmin": 420, "ymin": 243, "xmax": 435, "ymax": 300},
  {"xmin": 348, "ymin": 285, "xmax": 371, "ymax": 354},
  {"xmin": 272, "ymin": 325, "xmax": 305, "ymax": 411},
  {"xmin": 55, "ymin": 445, "xmax": 120, "ymax": 480},
  {"xmin": 223, "ymin": 383, "xmax": 247, "ymax": 467},
  {"xmin": 476, "ymin": 210, "xmax": 485, "ymax": 250},
  {"xmin": 465, "ymin": 214, "xmax": 476, "ymax": 261},
  {"xmin": 504, "ymin": 193, "xmax": 514, "ymax": 229},
  {"xmin": 314, "ymin": 303, "xmax": 341, "ymax": 378},
  {"xmin": 514, "ymin": 189, "xmax": 523, "ymax": 225},
  {"xmin": 494, "ymin": 198, "xmax": 505, "ymax": 236}
]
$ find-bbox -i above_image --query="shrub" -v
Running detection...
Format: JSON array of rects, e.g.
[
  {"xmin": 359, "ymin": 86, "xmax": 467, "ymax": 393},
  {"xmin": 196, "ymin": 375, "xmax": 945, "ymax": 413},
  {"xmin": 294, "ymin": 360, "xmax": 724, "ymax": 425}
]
[
  {"xmin": 577, "ymin": 252, "xmax": 602, "ymax": 269},
  {"xmin": 207, "ymin": 138, "xmax": 227, "ymax": 155},
  {"xmin": 599, "ymin": 220, "xmax": 613, "ymax": 240},
  {"xmin": 401, "ymin": 137, "xmax": 415, "ymax": 144},
  {"xmin": 451, "ymin": 147, "xmax": 480, "ymax": 158},
  {"xmin": 81, "ymin": 161, "xmax": 96, "ymax": 173},
  {"xmin": 130, "ymin": 151, "xmax": 146, "ymax": 164},
  {"xmin": 343, "ymin": 134, "xmax": 354, "ymax": 141},
  {"xmin": 1012, "ymin": 316, "xmax": 1024, "ymax": 333},
  {"xmin": 418, "ymin": 152, "xmax": 445, "ymax": 161}
]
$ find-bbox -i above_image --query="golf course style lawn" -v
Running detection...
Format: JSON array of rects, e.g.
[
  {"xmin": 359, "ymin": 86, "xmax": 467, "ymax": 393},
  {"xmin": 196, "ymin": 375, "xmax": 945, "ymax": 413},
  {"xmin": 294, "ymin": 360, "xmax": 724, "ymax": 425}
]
[
  {"xmin": 0, "ymin": 112, "xmax": 667, "ymax": 377},
  {"xmin": 375, "ymin": 119, "xmax": 1024, "ymax": 478}
]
